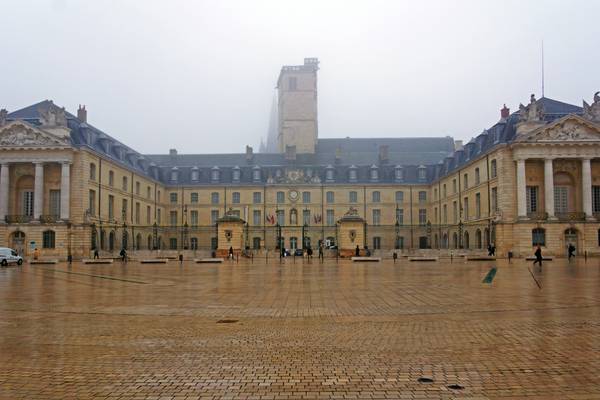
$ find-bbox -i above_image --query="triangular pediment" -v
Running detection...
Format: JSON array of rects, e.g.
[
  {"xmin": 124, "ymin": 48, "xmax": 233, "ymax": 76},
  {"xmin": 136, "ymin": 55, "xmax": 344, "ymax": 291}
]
[
  {"xmin": 516, "ymin": 115, "xmax": 600, "ymax": 143},
  {"xmin": 0, "ymin": 120, "xmax": 70, "ymax": 148}
]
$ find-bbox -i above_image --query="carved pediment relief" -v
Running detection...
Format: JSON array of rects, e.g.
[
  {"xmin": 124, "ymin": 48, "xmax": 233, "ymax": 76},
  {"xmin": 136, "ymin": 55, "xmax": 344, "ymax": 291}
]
[
  {"xmin": 516, "ymin": 116, "xmax": 600, "ymax": 143},
  {"xmin": 583, "ymin": 91, "xmax": 600, "ymax": 122},
  {"xmin": 0, "ymin": 121, "xmax": 70, "ymax": 148}
]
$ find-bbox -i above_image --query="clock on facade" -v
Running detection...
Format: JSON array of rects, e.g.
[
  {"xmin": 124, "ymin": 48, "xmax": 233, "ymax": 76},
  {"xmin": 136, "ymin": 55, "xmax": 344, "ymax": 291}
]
[{"xmin": 288, "ymin": 190, "xmax": 299, "ymax": 202}]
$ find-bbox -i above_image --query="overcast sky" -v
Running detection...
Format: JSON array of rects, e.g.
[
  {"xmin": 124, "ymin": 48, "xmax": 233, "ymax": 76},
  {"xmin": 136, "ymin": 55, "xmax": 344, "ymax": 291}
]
[{"xmin": 2, "ymin": 0, "xmax": 599, "ymax": 154}]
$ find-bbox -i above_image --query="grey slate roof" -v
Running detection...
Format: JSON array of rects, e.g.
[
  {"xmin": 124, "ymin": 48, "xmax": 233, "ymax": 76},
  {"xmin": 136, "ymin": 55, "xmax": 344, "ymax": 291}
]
[{"xmin": 4, "ymin": 96, "xmax": 585, "ymax": 185}]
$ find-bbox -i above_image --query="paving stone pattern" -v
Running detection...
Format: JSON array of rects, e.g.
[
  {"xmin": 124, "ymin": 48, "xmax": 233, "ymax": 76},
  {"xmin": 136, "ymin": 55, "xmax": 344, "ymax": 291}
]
[{"xmin": 1, "ymin": 258, "xmax": 600, "ymax": 399}]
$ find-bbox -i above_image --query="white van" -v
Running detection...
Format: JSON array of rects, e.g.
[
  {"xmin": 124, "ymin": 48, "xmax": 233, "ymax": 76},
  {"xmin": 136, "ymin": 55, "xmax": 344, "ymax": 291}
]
[{"xmin": 0, "ymin": 247, "xmax": 23, "ymax": 266}]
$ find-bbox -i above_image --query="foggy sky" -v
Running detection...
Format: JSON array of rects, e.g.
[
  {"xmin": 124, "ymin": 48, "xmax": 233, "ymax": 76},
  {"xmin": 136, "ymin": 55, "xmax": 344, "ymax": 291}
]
[{"xmin": 2, "ymin": 0, "xmax": 599, "ymax": 154}]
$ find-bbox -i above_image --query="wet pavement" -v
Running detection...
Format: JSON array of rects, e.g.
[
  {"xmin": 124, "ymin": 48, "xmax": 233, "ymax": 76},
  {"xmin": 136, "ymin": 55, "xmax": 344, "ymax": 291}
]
[{"xmin": 1, "ymin": 257, "xmax": 600, "ymax": 399}]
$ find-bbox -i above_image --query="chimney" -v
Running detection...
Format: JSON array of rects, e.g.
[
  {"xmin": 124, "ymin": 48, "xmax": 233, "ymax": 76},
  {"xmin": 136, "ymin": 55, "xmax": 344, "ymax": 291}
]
[
  {"xmin": 245, "ymin": 145, "xmax": 254, "ymax": 161},
  {"xmin": 285, "ymin": 145, "xmax": 296, "ymax": 161},
  {"xmin": 169, "ymin": 149, "xmax": 177, "ymax": 156},
  {"xmin": 500, "ymin": 104, "xmax": 510, "ymax": 119},
  {"xmin": 77, "ymin": 104, "xmax": 87, "ymax": 123},
  {"xmin": 454, "ymin": 140, "xmax": 463, "ymax": 151},
  {"xmin": 378, "ymin": 145, "xmax": 389, "ymax": 163}
]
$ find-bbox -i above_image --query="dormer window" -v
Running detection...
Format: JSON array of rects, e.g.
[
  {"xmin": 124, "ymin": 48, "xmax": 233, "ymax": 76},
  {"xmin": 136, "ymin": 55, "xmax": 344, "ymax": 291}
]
[
  {"xmin": 170, "ymin": 167, "xmax": 178, "ymax": 182},
  {"xmin": 325, "ymin": 165, "xmax": 335, "ymax": 183},
  {"xmin": 252, "ymin": 166, "xmax": 261, "ymax": 182},
  {"xmin": 394, "ymin": 165, "xmax": 403, "ymax": 182},
  {"xmin": 191, "ymin": 167, "xmax": 199, "ymax": 182},
  {"xmin": 211, "ymin": 166, "xmax": 220, "ymax": 183},
  {"xmin": 232, "ymin": 166, "xmax": 241, "ymax": 183},
  {"xmin": 370, "ymin": 165, "xmax": 379, "ymax": 182},
  {"xmin": 348, "ymin": 165, "xmax": 358, "ymax": 182},
  {"xmin": 417, "ymin": 166, "xmax": 427, "ymax": 182}
]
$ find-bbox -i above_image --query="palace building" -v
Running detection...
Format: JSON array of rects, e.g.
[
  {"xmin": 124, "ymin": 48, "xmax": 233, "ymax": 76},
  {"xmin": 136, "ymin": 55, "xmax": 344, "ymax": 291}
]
[{"xmin": 1, "ymin": 58, "xmax": 600, "ymax": 259}]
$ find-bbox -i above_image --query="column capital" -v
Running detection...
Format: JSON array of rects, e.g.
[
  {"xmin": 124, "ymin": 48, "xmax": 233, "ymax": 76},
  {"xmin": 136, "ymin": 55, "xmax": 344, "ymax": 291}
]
[
  {"xmin": 544, "ymin": 157, "xmax": 556, "ymax": 161},
  {"xmin": 33, "ymin": 161, "xmax": 45, "ymax": 166},
  {"xmin": 581, "ymin": 157, "xmax": 592, "ymax": 162}
]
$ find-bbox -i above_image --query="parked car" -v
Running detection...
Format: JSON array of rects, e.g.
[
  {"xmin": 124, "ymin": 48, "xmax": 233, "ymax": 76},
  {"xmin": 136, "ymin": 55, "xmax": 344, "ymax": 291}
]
[
  {"xmin": 0, "ymin": 247, "xmax": 23, "ymax": 266},
  {"xmin": 294, "ymin": 249, "xmax": 304, "ymax": 256}
]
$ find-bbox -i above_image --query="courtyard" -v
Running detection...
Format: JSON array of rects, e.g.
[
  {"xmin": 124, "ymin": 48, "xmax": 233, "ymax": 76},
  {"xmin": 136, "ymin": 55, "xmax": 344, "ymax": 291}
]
[{"xmin": 1, "ymin": 257, "xmax": 600, "ymax": 400}]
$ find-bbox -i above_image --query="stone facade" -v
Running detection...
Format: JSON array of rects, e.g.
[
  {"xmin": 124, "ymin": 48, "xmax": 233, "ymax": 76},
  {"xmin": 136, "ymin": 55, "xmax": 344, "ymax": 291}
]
[{"xmin": 2, "ymin": 65, "xmax": 600, "ymax": 260}]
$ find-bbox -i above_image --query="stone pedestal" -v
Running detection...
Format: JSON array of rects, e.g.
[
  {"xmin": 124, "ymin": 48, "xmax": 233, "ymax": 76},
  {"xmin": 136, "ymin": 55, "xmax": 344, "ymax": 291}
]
[
  {"xmin": 337, "ymin": 209, "xmax": 365, "ymax": 258},
  {"xmin": 216, "ymin": 212, "xmax": 246, "ymax": 258}
]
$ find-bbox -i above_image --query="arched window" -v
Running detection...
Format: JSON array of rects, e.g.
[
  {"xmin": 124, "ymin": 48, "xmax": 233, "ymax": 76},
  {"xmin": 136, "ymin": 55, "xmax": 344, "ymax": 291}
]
[
  {"xmin": 135, "ymin": 233, "xmax": 141, "ymax": 250},
  {"xmin": 147, "ymin": 235, "xmax": 153, "ymax": 250},
  {"xmin": 290, "ymin": 209, "xmax": 298, "ymax": 225},
  {"xmin": 190, "ymin": 237, "xmax": 198, "ymax": 250},
  {"xmin": 108, "ymin": 231, "xmax": 115, "ymax": 251},
  {"xmin": 452, "ymin": 232, "xmax": 458, "ymax": 249},
  {"xmin": 464, "ymin": 231, "xmax": 470, "ymax": 249},
  {"xmin": 532, "ymin": 228, "xmax": 546, "ymax": 246},
  {"xmin": 490, "ymin": 159, "xmax": 497, "ymax": 178},
  {"xmin": 89, "ymin": 163, "xmax": 96, "ymax": 180},
  {"xmin": 42, "ymin": 230, "xmax": 55, "ymax": 249},
  {"xmin": 475, "ymin": 229, "xmax": 482, "ymax": 249}
]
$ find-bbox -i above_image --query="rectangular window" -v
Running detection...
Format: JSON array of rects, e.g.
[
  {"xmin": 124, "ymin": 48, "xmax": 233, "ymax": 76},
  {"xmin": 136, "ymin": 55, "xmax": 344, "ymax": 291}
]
[
  {"xmin": 532, "ymin": 229, "xmax": 546, "ymax": 246},
  {"xmin": 453, "ymin": 179, "xmax": 457, "ymax": 193},
  {"xmin": 108, "ymin": 171, "xmax": 114, "ymax": 187},
  {"xmin": 232, "ymin": 192, "xmax": 241, "ymax": 204},
  {"xmin": 157, "ymin": 208, "xmax": 161, "ymax": 224},
  {"xmin": 463, "ymin": 173, "xmax": 468, "ymax": 189},
  {"xmin": 434, "ymin": 188, "xmax": 438, "ymax": 201},
  {"xmin": 491, "ymin": 187, "xmax": 498, "ymax": 212},
  {"xmin": 372, "ymin": 191, "xmax": 381, "ymax": 203},
  {"xmin": 170, "ymin": 211, "xmax": 177, "ymax": 226},
  {"xmin": 349, "ymin": 191, "xmax": 358, "ymax": 203},
  {"xmin": 253, "ymin": 210, "xmax": 261, "ymax": 225},
  {"xmin": 443, "ymin": 184, "xmax": 447, "ymax": 198},
  {"xmin": 211, "ymin": 192, "xmax": 219, "ymax": 204},
  {"xmin": 593, "ymin": 186, "xmax": 600, "ymax": 214},
  {"xmin": 303, "ymin": 209, "xmax": 311, "ymax": 225},
  {"xmin": 419, "ymin": 209, "xmax": 427, "ymax": 225},
  {"xmin": 491, "ymin": 160, "xmax": 497, "ymax": 178},
  {"xmin": 253, "ymin": 192, "xmax": 262, "ymax": 204},
  {"xmin": 276, "ymin": 209, "xmax": 284, "ymax": 225},
  {"xmin": 395, "ymin": 191, "xmax": 403, "ymax": 203},
  {"xmin": 122, "ymin": 176, "xmax": 128, "ymax": 191},
  {"xmin": 396, "ymin": 208, "xmax": 404, "ymax": 225},
  {"xmin": 302, "ymin": 191, "xmax": 311, "ymax": 203},
  {"xmin": 463, "ymin": 197, "xmax": 469, "ymax": 220},
  {"xmin": 23, "ymin": 191, "xmax": 34, "ymax": 217},
  {"xmin": 89, "ymin": 190, "xmax": 96, "ymax": 216},
  {"xmin": 146, "ymin": 205, "xmax": 151, "ymax": 224},
  {"xmin": 372, "ymin": 209, "xmax": 381, "ymax": 226},
  {"xmin": 169, "ymin": 238, "xmax": 177, "ymax": 250},
  {"xmin": 108, "ymin": 195, "xmax": 114, "ymax": 220},
  {"xmin": 135, "ymin": 182, "xmax": 140, "ymax": 195},
  {"xmin": 418, "ymin": 191, "xmax": 427, "ymax": 203},
  {"xmin": 326, "ymin": 191, "xmax": 334, "ymax": 203},
  {"xmin": 122, "ymin": 199, "xmax": 128, "ymax": 221},
  {"xmin": 147, "ymin": 186, "xmax": 152, "ymax": 199},
  {"xmin": 434, "ymin": 207, "xmax": 438, "ymax": 223},
  {"xmin": 373, "ymin": 237, "xmax": 381, "ymax": 250},
  {"xmin": 453, "ymin": 201, "xmax": 457, "ymax": 223},
  {"xmin": 191, "ymin": 193, "xmax": 199, "ymax": 203},
  {"xmin": 475, "ymin": 193, "xmax": 481, "ymax": 219},
  {"xmin": 326, "ymin": 209, "xmax": 334, "ymax": 226},
  {"xmin": 475, "ymin": 168, "xmax": 480, "ymax": 185},
  {"xmin": 49, "ymin": 189, "xmax": 61, "ymax": 217},
  {"xmin": 443, "ymin": 204, "xmax": 447, "ymax": 223},
  {"xmin": 135, "ymin": 202, "xmax": 140, "ymax": 224},
  {"xmin": 526, "ymin": 186, "xmax": 538, "ymax": 214},
  {"xmin": 277, "ymin": 191, "xmax": 285, "ymax": 204},
  {"xmin": 554, "ymin": 187, "xmax": 568, "ymax": 214},
  {"xmin": 211, "ymin": 210, "xmax": 219, "ymax": 225},
  {"xmin": 190, "ymin": 210, "xmax": 198, "ymax": 226},
  {"xmin": 289, "ymin": 76, "xmax": 297, "ymax": 91},
  {"xmin": 170, "ymin": 193, "xmax": 178, "ymax": 203}
]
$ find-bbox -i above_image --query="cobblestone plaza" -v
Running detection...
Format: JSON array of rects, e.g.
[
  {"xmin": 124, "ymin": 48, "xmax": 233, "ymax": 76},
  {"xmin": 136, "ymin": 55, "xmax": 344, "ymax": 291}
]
[{"xmin": 1, "ymin": 258, "xmax": 600, "ymax": 399}]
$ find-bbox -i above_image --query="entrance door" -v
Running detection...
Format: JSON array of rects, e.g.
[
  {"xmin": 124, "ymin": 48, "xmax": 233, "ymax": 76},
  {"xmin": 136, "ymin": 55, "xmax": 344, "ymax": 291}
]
[
  {"xmin": 419, "ymin": 236, "xmax": 428, "ymax": 249},
  {"xmin": 11, "ymin": 231, "xmax": 26, "ymax": 255},
  {"xmin": 565, "ymin": 228, "xmax": 578, "ymax": 249}
]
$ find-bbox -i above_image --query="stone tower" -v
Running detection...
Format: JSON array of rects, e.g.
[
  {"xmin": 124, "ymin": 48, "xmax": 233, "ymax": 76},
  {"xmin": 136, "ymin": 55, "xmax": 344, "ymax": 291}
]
[{"xmin": 277, "ymin": 58, "xmax": 319, "ymax": 154}]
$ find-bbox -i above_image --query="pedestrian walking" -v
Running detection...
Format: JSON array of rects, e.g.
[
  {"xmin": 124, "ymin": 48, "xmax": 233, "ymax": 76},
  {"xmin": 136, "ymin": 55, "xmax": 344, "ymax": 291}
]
[
  {"xmin": 355, "ymin": 245, "xmax": 360, "ymax": 257},
  {"xmin": 93, "ymin": 248, "xmax": 99, "ymax": 259},
  {"xmin": 119, "ymin": 248, "xmax": 127, "ymax": 263},
  {"xmin": 33, "ymin": 248, "xmax": 40, "ymax": 260},
  {"xmin": 228, "ymin": 246, "xmax": 234, "ymax": 260},
  {"xmin": 318, "ymin": 243, "xmax": 324, "ymax": 261},
  {"xmin": 568, "ymin": 243, "xmax": 576, "ymax": 261},
  {"xmin": 533, "ymin": 245, "xmax": 543, "ymax": 271}
]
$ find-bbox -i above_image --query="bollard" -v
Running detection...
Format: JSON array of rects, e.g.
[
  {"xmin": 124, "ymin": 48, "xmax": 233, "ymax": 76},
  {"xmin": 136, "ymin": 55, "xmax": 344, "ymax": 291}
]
[
  {"xmin": 585, "ymin": 251, "xmax": 587, "ymax": 262},
  {"xmin": 236, "ymin": 253, "xmax": 239, "ymax": 263},
  {"xmin": 508, "ymin": 251, "xmax": 513, "ymax": 264},
  {"xmin": 450, "ymin": 252, "xmax": 453, "ymax": 264}
]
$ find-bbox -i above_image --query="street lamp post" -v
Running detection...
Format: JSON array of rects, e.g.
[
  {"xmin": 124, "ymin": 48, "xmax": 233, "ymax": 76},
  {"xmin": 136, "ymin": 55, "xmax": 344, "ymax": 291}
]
[
  {"xmin": 153, "ymin": 222, "xmax": 158, "ymax": 250},
  {"xmin": 458, "ymin": 220, "xmax": 464, "ymax": 249}
]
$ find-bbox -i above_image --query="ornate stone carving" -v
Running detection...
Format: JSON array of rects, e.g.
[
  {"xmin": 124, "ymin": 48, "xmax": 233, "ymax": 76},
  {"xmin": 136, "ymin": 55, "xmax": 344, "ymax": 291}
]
[
  {"xmin": 553, "ymin": 159, "xmax": 578, "ymax": 173},
  {"xmin": 538, "ymin": 120, "xmax": 599, "ymax": 142},
  {"xmin": 519, "ymin": 94, "xmax": 544, "ymax": 122},
  {"xmin": 39, "ymin": 104, "xmax": 67, "ymax": 127},
  {"xmin": 0, "ymin": 123, "xmax": 68, "ymax": 147},
  {"xmin": 344, "ymin": 206, "xmax": 359, "ymax": 217},
  {"xmin": 583, "ymin": 91, "xmax": 600, "ymax": 122}
]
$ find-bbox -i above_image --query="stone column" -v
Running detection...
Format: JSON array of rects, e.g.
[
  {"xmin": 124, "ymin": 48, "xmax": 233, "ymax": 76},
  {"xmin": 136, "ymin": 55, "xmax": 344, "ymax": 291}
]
[
  {"xmin": 60, "ymin": 162, "xmax": 71, "ymax": 220},
  {"xmin": 516, "ymin": 159, "xmax": 527, "ymax": 219},
  {"xmin": 33, "ymin": 162, "xmax": 44, "ymax": 220},
  {"xmin": 0, "ymin": 163, "xmax": 9, "ymax": 222},
  {"xmin": 582, "ymin": 158, "xmax": 593, "ymax": 219},
  {"xmin": 544, "ymin": 159, "xmax": 555, "ymax": 219}
]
